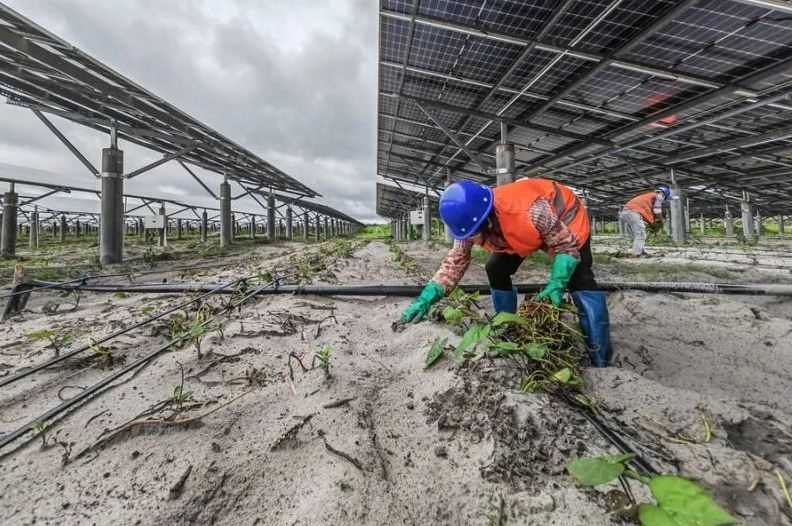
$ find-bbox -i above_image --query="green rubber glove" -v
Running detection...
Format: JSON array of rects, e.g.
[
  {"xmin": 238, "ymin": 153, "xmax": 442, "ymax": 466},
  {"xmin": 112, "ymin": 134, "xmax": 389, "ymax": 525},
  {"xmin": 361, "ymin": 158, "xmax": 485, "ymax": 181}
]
[
  {"xmin": 401, "ymin": 281, "xmax": 445, "ymax": 323},
  {"xmin": 536, "ymin": 253, "xmax": 579, "ymax": 307}
]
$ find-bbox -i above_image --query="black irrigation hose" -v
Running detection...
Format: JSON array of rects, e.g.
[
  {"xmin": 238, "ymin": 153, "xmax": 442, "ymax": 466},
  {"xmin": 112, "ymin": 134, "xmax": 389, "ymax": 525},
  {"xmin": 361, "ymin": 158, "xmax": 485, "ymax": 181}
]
[
  {"xmin": 557, "ymin": 392, "xmax": 659, "ymax": 476},
  {"xmin": 0, "ymin": 276, "xmax": 284, "ymax": 455},
  {"xmin": 0, "ymin": 276, "xmax": 254, "ymax": 389},
  {"xmin": 31, "ymin": 280, "xmax": 792, "ymax": 297},
  {"xmin": 0, "ymin": 260, "xmax": 243, "ymax": 301}
]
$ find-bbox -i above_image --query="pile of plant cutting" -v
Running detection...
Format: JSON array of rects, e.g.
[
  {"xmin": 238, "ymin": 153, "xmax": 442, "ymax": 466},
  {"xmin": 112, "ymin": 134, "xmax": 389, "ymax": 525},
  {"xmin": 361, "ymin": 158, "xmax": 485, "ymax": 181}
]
[
  {"xmin": 423, "ymin": 289, "xmax": 741, "ymax": 526},
  {"xmin": 426, "ymin": 288, "xmax": 588, "ymax": 396}
]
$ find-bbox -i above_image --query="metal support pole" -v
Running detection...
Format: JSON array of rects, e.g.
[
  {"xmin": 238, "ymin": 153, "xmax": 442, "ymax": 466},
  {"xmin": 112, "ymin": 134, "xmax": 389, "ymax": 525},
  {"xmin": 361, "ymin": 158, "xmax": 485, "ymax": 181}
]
[
  {"xmin": 1, "ymin": 187, "xmax": 18, "ymax": 258},
  {"xmin": 176, "ymin": 218, "xmax": 182, "ymax": 240},
  {"xmin": 324, "ymin": 217, "xmax": 329, "ymax": 240},
  {"xmin": 100, "ymin": 146, "xmax": 124, "ymax": 265},
  {"xmin": 302, "ymin": 211, "xmax": 309, "ymax": 241},
  {"xmin": 495, "ymin": 121, "xmax": 515, "ymax": 186},
  {"xmin": 201, "ymin": 209, "xmax": 208, "ymax": 243},
  {"xmin": 669, "ymin": 189, "xmax": 686, "ymax": 244},
  {"xmin": 725, "ymin": 207, "xmax": 735, "ymax": 236},
  {"xmin": 422, "ymin": 195, "xmax": 431, "ymax": 241},
  {"xmin": 741, "ymin": 194, "xmax": 754, "ymax": 242},
  {"xmin": 158, "ymin": 203, "xmax": 167, "ymax": 247},
  {"xmin": 220, "ymin": 179, "xmax": 232, "ymax": 247},
  {"xmin": 250, "ymin": 215, "xmax": 256, "ymax": 239},
  {"xmin": 29, "ymin": 206, "xmax": 38, "ymax": 249},
  {"xmin": 314, "ymin": 214, "xmax": 321, "ymax": 242},
  {"xmin": 267, "ymin": 193, "xmax": 276, "ymax": 240},
  {"xmin": 286, "ymin": 207, "xmax": 293, "ymax": 240},
  {"xmin": 59, "ymin": 214, "xmax": 67, "ymax": 242}
]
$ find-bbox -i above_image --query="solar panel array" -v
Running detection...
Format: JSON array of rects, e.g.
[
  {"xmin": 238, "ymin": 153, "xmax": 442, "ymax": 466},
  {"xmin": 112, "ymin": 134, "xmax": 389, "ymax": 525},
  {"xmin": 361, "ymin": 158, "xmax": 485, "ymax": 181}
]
[
  {"xmin": 377, "ymin": 0, "xmax": 792, "ymax": 217},
  {"xmin": 376, "ymin": 182, "xmax": 438, "ymax": 219},
  {"xmin": 0, "ymin": 3, "xmax": 317, "ymax": 198}
]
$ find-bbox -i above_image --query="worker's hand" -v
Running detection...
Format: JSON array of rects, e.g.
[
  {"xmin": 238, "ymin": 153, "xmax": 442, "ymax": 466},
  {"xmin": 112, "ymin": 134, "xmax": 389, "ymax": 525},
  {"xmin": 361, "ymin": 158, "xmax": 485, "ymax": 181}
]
[
  {"xmin": 536, "ymin": 253, "xmax": 579, "ymax": 307},
  {"xmin": 401, "ymin": 281, "xmax": 445, "ymax": 323}
]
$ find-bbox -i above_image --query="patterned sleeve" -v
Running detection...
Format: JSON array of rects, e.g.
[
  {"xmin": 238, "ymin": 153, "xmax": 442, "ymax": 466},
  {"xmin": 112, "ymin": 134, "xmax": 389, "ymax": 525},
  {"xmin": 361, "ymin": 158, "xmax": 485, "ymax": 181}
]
[
  {"xmin": 529, "ymin": 198, "xmax": 581, "ymax": 259},
  {"xmin": 653, "ymin": 192, "xmax": 665, "ymax": 215},
  {"xmin": 431, "ymin": 239, "xmax": 473, "ymax": 293}
]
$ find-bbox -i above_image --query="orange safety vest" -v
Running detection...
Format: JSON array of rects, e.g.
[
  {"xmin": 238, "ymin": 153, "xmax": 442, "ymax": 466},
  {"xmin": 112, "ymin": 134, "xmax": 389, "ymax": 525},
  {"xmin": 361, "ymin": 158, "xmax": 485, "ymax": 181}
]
[
  {"xmin": 481, "ymin": 179, "xmax": 590, "ymax": 257},
  {"xmin": 624, "ymin": 192, "xmax": 658, "ymax": 224}
]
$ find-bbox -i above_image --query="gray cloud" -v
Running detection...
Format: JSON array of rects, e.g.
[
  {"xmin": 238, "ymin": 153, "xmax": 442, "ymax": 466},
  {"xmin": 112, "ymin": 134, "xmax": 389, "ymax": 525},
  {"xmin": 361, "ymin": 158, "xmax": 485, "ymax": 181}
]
[{"xmin": 0, "ymin": 0, "xmax": 380, "ymax": 222}]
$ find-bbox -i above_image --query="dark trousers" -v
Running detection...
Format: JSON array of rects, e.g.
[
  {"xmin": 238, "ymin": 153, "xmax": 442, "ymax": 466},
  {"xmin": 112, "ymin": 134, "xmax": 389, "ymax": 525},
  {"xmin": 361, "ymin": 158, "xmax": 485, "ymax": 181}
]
[{"xmin": 485, "ymin": 238, "xmax": 597, "ymax": 291}]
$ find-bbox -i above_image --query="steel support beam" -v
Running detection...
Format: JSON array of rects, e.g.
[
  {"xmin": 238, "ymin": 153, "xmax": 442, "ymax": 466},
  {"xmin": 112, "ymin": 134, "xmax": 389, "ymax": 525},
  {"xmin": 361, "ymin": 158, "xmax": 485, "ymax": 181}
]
[
  {"xmin": 1, "ymin": 187, "xmax": 18, "ymax": 258},
  {"xmin": 29, "ymin": 206, "xmax": 38, "ymax": 249},
  {"xmin": 179, "ymin": 161, "xmax": 218, "ymax": 199},
  {"xmin": 303, "ymin": 211, "xmax": 309, "ymax": 241},
  {"xmin": 495, "ymin": 122, "xmax": 515, "ymax": 186},
  {"xmin": 32, "ymin": 109, "xmax": 99, "ymax": 177},
  {"xmin": 725, "ymin": 207, "xmax": 735, "ymax": 236},
  {"xmin": 219, "ymin": 179, "xmax": 232, "ymax": 247},
  {"xmin": 267, "ymin": 193, "xmax": 276, "ymax": 240},
  {"xmin": 158, "ymin": 203, "xmax": 167, "ymax": 247},
  {"xmin": 286, "ymin": 206, "xmax": 293, "ymax": 240},
  {"xmin": 59, "ymin": 213, "xmax": 66, "ymax": 242},
  {"xmin": 125, "ymin": 144, "xmax": 198, "ymax": 179},
  {"xmin": 100, "ymin": 146, "xmax": 124, "ymax": 264},
  {"xmin": 741, "ymin": 197, "xmax": 755, "ymax": 241},
  {"xmin": 415, "ymin": 102, "xmax": 488, "ymax": 170}
]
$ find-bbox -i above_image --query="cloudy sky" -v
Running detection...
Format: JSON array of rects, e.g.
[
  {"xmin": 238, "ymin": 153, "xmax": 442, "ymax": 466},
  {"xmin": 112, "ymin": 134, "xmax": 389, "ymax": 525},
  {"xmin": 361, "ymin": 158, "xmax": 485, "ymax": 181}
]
[{"xmin": 0, "ymin": 0, "xmax": 380, "ymax": 222}]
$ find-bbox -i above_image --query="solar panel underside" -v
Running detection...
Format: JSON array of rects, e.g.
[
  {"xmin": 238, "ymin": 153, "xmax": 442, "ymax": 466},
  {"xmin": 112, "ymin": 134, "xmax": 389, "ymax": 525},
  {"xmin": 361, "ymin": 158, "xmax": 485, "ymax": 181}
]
[{"xmin": 378, "ymin": 0, "xmax": 792, "ymax": 215}]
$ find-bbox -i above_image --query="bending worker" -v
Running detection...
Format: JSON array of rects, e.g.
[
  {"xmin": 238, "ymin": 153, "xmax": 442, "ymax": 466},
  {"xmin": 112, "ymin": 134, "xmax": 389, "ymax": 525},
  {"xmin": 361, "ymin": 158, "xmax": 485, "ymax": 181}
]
[
  {"xmin": 619, "ymin": 186, "xmax": 671, "ymax": 257},
  {"xmin": 400, "ymin": 179, "xmax": 612, "ymax": 367}
]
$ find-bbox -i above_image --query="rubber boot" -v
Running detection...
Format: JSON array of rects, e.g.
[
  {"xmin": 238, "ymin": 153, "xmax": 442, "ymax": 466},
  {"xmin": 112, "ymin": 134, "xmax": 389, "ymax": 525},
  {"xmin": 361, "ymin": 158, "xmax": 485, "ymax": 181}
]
[
  {"xmin": 491, "ymin": 287, "xmax": 518, "ymax": 314},
  {"xmin": 571, "ymin": 290, "xmax": 612, "ymax": 367}
]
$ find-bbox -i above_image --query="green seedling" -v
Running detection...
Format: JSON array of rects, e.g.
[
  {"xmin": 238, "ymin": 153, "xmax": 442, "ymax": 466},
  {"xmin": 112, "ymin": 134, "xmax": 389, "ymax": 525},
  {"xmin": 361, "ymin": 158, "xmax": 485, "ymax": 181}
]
[
  {"xmin": 567, "ymin": 454, "xmax": 737, "ymax": 526},
  {"xmin": 26, "ymin": 329, "xmax": 73, "ymax": 357},
  {"xmin": 90, "ymin": 340, "xmax": 116, "ymax": 368},
  {"xmin": 313, "ymin": 345, "xmax": 334, "ymax": 379},
  {"xmin": 113, "ymin": 291, "xmax": 130, "ymax": 299},
  {"xmin": 31, "ymin": 420, "xmax": 50, "ymax": 449}
]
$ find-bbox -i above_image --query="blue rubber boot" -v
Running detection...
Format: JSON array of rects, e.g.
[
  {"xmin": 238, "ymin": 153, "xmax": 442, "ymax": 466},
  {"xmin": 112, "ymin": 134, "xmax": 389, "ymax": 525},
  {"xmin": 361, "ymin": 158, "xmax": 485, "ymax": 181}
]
[
  {"xmin": 491, "ymin": 287, "xmax": 518, "ymax": 314},
  {"xmin": 571, "ymin": 291, "xmax": 613, "ymax": 367}
]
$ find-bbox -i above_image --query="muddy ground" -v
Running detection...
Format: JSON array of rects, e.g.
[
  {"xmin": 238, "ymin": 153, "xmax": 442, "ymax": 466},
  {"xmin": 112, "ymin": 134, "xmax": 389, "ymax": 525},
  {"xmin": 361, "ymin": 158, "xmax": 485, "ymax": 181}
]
[{"xmin": 1, "ymin": 237, "xmax": 791, "ymax": 525}]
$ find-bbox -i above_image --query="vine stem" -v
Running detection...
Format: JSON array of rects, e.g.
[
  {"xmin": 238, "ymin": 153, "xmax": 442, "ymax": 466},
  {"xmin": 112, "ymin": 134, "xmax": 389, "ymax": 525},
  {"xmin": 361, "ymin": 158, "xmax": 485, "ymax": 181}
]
[
  {"xmin": 776, "ymin": 469, "xmax": 792, "ymax": 513},
  {"xmin": 624, "ymin": 468, "xmax": 653, "ymax": 486}
]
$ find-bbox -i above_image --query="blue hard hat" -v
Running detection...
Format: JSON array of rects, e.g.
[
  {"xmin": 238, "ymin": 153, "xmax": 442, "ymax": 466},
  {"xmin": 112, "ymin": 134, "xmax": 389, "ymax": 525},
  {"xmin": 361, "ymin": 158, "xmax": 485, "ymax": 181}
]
[
  {"xmin": 658, "ymin": 185, "xmax": 671, "ymax": 199},
  {"xmin": 439, "ymin": 180, "xmax": 494, "ymax": 240}
]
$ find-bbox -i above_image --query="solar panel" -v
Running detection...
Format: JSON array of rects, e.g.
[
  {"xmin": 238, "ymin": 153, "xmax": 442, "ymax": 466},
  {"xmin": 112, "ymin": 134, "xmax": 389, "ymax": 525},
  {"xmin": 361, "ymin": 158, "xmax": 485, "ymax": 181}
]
[
  {"xmin": 376, "ymin": 182, "xmax": 439, "ymax": 218},
  {"xmin": 377, "ymin": 0, "xmax": 792, "ymax": 214},
  {"xmin": 0, "ymin": 3, "xmax": 317, "ymax": 198}
]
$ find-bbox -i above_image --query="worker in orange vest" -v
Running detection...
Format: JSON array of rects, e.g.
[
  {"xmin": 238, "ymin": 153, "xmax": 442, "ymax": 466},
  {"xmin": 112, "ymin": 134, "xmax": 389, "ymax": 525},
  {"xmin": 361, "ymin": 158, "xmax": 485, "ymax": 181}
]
[
  {"xmin": 619, "ymin": 186, "xmax": 671, "ymax": 257},
  {"xmin": 401, "ymin": 179, "xmax": 612, "ymax": 367}
]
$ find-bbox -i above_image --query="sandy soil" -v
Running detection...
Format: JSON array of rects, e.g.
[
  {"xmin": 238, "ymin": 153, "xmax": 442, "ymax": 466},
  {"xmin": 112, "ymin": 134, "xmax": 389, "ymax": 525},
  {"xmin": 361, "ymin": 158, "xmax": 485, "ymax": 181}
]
[{"xmin": 1, "ymin": 239, "xmax": 791, "ymax": 525}]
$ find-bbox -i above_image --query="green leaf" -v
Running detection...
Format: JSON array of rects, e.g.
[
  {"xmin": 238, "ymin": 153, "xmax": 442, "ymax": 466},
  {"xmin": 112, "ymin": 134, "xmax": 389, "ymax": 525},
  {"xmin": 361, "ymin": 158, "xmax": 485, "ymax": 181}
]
[
  {"xmin": 491, "ymin": 312, "xmax": 527, "ymax": 327},
  {"xmin": 190, "ymin": 324, "xmax": 207, "ymax": 338},
  {"xmin": 553, "ymin": 367, "xmax": 572, "ymax": 384},
  {"xmin": 525, "ymin": 343, "xmax": 547, "ymax": 360},
  {"xmin": 567, "ymin": 453, "xmax": 635, "ymax": 486},
  {"xmin": 424, "ymin": 337, "xmax": 447, "ymax": 369},
  {"xmin": 455, "ymin": 324, "xmax": 491, "ymax": 358},
  {"xmin": 648, "ymin": 476, "xmax": 738, "ymax": 526},
  {"xmin": 442, "ymin": 306, "xmax": 464, "ymax": 325},
  {"xmin": 639, "ymin": 504, "xmax": 679, "ymax": 526}
]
